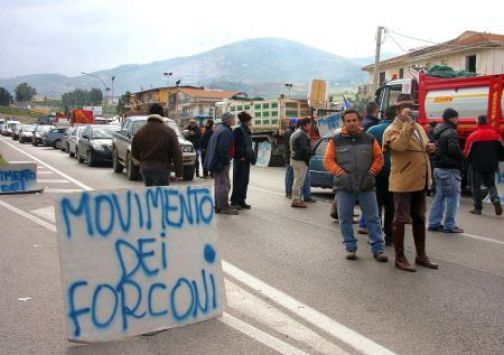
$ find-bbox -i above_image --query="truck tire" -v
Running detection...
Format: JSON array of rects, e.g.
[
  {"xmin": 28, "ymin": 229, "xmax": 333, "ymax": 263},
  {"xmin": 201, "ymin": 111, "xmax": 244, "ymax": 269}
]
[
  {"xmin": 112, "ymin": 150, "xmax": 123, "ymax": 173},
  {"xmin": 126, "ymin": 153, "xmax": 141, "ymax": 181},
  {"xmin": 183, "ymin": 165, "xmax": 195, "ymax": 181}
]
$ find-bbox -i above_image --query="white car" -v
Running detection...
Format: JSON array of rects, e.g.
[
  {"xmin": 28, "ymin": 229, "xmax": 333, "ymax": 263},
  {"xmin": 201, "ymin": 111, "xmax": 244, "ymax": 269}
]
[
  {"xmin": 68, "ymin": 126, "xmax": 86, "ymax": 158},
  {"xmin": 18, "ymin": 124, "xmax": 36, "ymax": 143}
]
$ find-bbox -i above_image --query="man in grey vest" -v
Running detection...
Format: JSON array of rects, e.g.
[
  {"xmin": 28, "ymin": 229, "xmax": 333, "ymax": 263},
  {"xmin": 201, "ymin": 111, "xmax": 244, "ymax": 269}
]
[{"xmin": 324, "ymin": 110, "xmax": 388, "ymax": 262}]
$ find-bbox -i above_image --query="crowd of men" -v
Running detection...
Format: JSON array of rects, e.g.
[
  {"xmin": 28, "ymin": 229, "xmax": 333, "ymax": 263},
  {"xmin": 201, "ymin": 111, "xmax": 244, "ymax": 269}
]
[{"xmin": 132, "ymin": 100, "xmax": 504, "ymax": 272}]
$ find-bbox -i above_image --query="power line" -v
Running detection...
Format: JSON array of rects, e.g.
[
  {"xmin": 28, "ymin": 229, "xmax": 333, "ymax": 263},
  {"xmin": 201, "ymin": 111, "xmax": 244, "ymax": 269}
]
[
  {"xmin": 387, "ymin": 32, "xmax": 408, "ymax": 53},
  {"xmin": 387, "ymin": 28, "xmax": 504, "ymax": 51}
]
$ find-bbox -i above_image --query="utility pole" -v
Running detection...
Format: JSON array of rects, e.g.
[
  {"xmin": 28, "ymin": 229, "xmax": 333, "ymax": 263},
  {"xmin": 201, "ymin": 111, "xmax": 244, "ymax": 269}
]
[{"xmin": 372, "ymin": 26, "xmax": 384, "ymax": 95}]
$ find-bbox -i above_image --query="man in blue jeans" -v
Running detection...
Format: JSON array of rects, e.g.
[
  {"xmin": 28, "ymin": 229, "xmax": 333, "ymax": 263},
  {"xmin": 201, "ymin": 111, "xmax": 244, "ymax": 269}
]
[
  {"xmin": 323, "ymin": 110, "xmax": 387, "ymax": 262},
  {"xmin": 428, "ymin": 108, "xmax": 465, "ymax": 233}
]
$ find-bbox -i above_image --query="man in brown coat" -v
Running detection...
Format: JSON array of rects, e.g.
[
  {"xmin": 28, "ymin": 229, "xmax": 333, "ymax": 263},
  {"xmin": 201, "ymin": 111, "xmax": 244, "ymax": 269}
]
[
  {"xmin": 131, "ymin": 103, "xmax": 183, "ymax": 186},
  {"xmin": 383, "ymin": 94, "xmax": 438, "ymax": 272}
]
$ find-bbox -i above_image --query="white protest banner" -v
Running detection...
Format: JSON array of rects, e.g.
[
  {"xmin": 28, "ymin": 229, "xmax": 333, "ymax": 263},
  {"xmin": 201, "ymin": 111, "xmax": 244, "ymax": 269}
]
[
  {"xmin": 255, "ymin": 141, "xmax": 271, "ymax": 167},
  {"xmin": 55, "ymin": 185, "xmax": 226, "ymax": 342},
  {"xmin": 0, "ymin": 161, "xmax": 38, "ymax": 194},
  {"xmin": 316, "ymin": 113, "xmax": 342, "ymax": 138}
]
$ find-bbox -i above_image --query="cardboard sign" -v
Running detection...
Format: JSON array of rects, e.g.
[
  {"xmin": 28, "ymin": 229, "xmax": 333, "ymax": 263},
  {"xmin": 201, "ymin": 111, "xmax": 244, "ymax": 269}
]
[
  {"xmin": 0, "ymin": 161, "xmax": 38, "ymax": 193},
  {"xmin": 55, "ymin": 186, "xmax": 226, "ymax": 342},
  {"xmin": 255, "ymin": 141, "xmax": 272, "ymax": 167}
]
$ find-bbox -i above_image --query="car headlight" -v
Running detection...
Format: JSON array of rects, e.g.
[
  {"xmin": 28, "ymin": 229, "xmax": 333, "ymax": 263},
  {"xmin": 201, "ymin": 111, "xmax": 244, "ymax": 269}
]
[
  {"xmin": 92, "ymin": 144, "xmax": 105, "ymax": 150},
  {"xmin": 182, "ymin": 144, "xmax": 194, "ymax": 153}
]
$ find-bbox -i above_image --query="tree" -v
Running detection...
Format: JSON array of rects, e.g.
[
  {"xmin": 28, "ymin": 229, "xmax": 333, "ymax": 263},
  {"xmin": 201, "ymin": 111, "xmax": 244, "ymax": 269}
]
[
  {"xmin": 0, "ymin": 87, "xmax": 13, "ymax": 106},
  {"xmin": 15, "ymin": 82, "xmax": 37, "ymax": 102},
  {"xmin": 88, "ymin": 88, "xmax": 103, "ymax": 105},
  {"xmin": 116, "ymin": 91, "xmax": 131, "ymax": 114}
]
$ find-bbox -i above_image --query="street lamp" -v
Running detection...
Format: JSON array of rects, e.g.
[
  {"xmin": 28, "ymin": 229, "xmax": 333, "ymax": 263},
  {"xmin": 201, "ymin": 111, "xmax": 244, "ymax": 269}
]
[
  {"xmin": 163, "ymin": 72, "xmax": 173, "ymax": 87},
  {"xmin": 285, "ymin": 83, "xmax": 293, "ymax": 98},
  {"xmin": 81, "ymin": 71, "xmax": 110, "ymax": 115},
  {"xmin": 111, "ymin": 75, "xmax": 115, "ymax": 105}
]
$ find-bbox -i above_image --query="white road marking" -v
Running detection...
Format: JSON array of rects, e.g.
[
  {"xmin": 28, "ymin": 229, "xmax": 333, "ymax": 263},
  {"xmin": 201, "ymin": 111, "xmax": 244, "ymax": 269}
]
[
  {"xmin": 0, "ymin": 138, "xmax": 92, "ymax": 191},
  {"xmin": 461, "ymin": 232, "xmax": 504, "ymax": 246},
  {"xmin": 31, "ymin": 206, "xmax": 56, "ymax": 223},
  {"xmin": 44, "ymin": 188, "xmax": 83, "ymax": 194},
  {"xmin": 226, "ymin": 280, "xmax": 348, "ymax": 354},
  {"xmin": 223, "ymin": 261, "xmax": 396, "ymax": 355},
  {"xmin": 220, "ymin": 313, "xmax": 309, "ymax": 355},
  {"xmin": 38, "ymin": 179, "xmax": 70, "ymax": 183},
  {"xmin": 0, "ymin": 200, "xmax": 56, "ymax": 233}
]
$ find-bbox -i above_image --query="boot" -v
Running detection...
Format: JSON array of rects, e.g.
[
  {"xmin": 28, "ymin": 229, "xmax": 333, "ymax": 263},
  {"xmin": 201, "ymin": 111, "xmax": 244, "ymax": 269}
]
[
  {"xmin": 412, "ymin": 223, "xmax": 438, "ymax": 269},
  {"xmin": 393, "ymin": 222, "xmax": 416, "ymax": 272}
]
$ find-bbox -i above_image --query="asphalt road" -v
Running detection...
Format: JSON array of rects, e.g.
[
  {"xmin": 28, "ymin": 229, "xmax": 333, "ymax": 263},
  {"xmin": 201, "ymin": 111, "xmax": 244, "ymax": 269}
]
[{"xmin": 0, "ymin": 136, "xmax": 503, "ymax": 355}]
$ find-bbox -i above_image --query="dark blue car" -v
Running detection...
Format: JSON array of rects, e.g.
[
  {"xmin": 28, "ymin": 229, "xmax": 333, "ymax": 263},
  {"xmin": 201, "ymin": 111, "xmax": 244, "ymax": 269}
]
[{"xmin": 309, "ymin": 136, "xmax": 334, "ymax": 189}]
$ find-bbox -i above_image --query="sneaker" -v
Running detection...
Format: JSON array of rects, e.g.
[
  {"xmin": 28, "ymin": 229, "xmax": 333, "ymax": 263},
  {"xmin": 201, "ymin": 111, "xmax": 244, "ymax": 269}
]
[
  {"xmin": 443, "ymin": 226, "xmax": 464, "ymax": 234},
  {"xmin": 304, "ymin": 197, "xmax": 317, "ymax": 203},
  {"xmin": 428, "ymin": 225, "xmax": 444, "ymax": 232},
  {"xmin": 492, "ymin": 200, "xmax": 503, "ymax": 216},
  {"xmin": 373, "ymin": 252, "xmax": 388, "ymax": 262},
  {"xmin": 346, "ymin": 251, "xmax": 357, "ymax": 260},
  {"xmin": 291, "ymin": 200, "xmax": 307, "ymax": 208},
  {"xmin": 230, "ymin": 203, "xmax": 243, "ymax": 210},
  {"xmin": 240, "ymin": 203, "xmax": 251, "ymax": 209},
  {"xmin": 220, "ymin": 207, "xmax": 240, "ymax": 215},
  {"xmin": 357, "ymin": 228, "xmax": 368, "ymax": 235},
  {"xmin": 286, "ymin": 192, "xmax": 292, "ymax": 199},
  {"xmin": 469, "ymin": 209, "xmax": 482, "ymax": 215}
]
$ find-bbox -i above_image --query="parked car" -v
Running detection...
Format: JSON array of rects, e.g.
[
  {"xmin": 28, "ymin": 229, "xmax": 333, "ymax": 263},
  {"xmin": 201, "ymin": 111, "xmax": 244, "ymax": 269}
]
[
  {"xmin": 43, "ymin": 127, "xmax": 67, "ymax": 149},
  {"xmin": 62, "ymin": 127, "xmax": 75, "ymax": 152},
  {"xmin": 11, "ymin": 124, "xmax": 22, "ymax": 140},
  {"xmin": 76, "ymin": 125, "xmax": 120, "ymax": 166},
  {"xmin": 112, "ymin": 115, "xmax": 196, "ymax": 181},
  {"xmin": 1, "ymin": 120, "xmax": 20, "ymax": 136},
  {"xmin": 308, "ymin": 136, "xmax": 334, "ymax": 189},
  {"xmin": 68, "ymin": 126, "xmax": 86, "ymax": 158},
  {"xmin": 32, "ymin": 125, "xmax": 55, "ymax": 146},
  {"xmin": 18, "ymin": 124, "xmax": 36, "ymax": 143}
]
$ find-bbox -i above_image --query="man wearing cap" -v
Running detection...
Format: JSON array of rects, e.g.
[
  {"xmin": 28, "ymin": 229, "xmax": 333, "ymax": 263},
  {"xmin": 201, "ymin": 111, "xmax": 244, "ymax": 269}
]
[
  {"xmin": 427, "ymin": 108, "xmax": 465, "ymax": 233},
  {"xmin": 204, "ymin": 112, "xmax": 239, "ymax": 215},
  {"xmin": 383, "ymin": 94, "xmax": 438, "ymax": 272},
  {"xmin": 131, "ymin": 103, "xmax": 183, "ymax": 186},
  {"xmin": 231, "ymin": 111, "xmax": 256, "ymax": 209}
]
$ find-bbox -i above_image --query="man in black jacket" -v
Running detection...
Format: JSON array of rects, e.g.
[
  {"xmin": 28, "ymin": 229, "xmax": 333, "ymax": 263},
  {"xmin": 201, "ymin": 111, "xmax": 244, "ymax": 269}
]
[
  {"xmin": 200, "ymin": 119, "xmax": 214, "ymax": 178},
  {"xmin": 185, "ymin": 119, "xmax": 201, "ymax": 177},
  {"xmin": 231, "ymin": 112, "xmax": 256, "ymax": 209},
  {"xmin": 428, "ymin": 108, "xmax": 465, "ymax": 233},
  {"xmin": 289, "ymin": 117, "xmax": 312, "ymax": 208}
]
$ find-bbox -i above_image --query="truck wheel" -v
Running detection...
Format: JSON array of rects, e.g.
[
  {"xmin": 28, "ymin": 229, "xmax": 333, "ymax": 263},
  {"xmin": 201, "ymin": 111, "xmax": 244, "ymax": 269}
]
[
  {"xmin": 112, "ymin": 150, "xmax": 123, "ymax": 173},
  {"xmin": 183, "ymin": 165, "xmax": 195, "ymax": 181},
  {"xmin": 126, "ymin": 153, "xmax": 141, "ymax": 181}
]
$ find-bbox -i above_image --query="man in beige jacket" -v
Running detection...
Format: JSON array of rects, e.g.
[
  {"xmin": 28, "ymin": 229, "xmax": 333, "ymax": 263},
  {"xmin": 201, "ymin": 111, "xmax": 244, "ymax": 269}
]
[{"xmin": 383, "ymin": 94, "xmax": 438, "ymax": 272}]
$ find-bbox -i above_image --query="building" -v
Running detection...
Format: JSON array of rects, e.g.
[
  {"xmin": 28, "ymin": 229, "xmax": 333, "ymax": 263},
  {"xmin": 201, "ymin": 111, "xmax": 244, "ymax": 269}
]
[
  {"xmin": 362, "ymin": 31, "xmax": 504, "ymax": 89},
  {"xmin": 129, "ymin": 86, "xmax": 239, "ymax": 125}
]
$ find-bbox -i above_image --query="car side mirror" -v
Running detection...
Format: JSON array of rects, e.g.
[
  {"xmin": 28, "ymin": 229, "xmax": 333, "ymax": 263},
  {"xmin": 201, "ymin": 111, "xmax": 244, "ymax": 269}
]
[{"xmin": 82, "ymin": 134, "xmax": 89, "ymax": 139}]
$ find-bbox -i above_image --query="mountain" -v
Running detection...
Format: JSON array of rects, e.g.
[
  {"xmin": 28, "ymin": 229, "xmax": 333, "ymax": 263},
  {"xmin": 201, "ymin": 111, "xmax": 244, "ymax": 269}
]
[
  {"xmin": 0, "ymin": 38, "xmax": 372, "ymax": 98},
  {"xmin": 349, "ymin": 53, "xmax": 399, "ymax": 67}
]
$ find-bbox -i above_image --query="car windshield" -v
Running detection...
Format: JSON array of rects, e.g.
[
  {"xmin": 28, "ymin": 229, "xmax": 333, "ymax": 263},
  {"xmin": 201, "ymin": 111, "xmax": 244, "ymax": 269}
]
[
  {"xmin": 37, "ymin": 126, "xmax": 54, "ymax": 132},
  {"xmin": 23, "ymin": 125, "xmax": 35, "ymax": 131},
  {"xmin": 91, "ymin": 127, "xmax": 118, "ymax": 139}
]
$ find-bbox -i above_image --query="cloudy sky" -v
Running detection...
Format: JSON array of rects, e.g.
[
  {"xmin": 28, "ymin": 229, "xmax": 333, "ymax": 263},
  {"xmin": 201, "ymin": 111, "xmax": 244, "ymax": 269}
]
[{"xmin": 1, "ymin": 0, "xmax": 503, "ymax": 78}]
